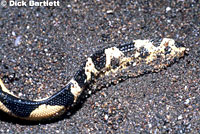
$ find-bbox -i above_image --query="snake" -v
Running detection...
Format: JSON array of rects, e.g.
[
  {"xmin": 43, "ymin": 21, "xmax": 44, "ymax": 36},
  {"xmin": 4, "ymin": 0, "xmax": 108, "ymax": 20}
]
[{"xmin": 0, "ymin": 38, "xmax": 187, "ymax": 121}]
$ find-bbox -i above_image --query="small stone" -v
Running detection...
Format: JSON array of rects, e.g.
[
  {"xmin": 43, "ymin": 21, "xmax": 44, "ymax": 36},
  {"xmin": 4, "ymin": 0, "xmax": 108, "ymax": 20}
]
[
  {"xmin": 12, "ymin": 31, "xmax": 16, "ymax": 36},
  {"xmin": 18, "ymin": 92, "xmax": 23, "ymax": 97},
  {"xmin": 184, "ymin": 85, "xmax": 188, "ymax": 90},
  {"xmin": 166, "ymin": 7, "xmax": 171, "ymax": 12},
  {"xmin": 167, "ymin": 19, "xmax": 171, "ymax": 23},
  {"xmin": 166, "ymin": 105, "xmax": 170, "ymax": 110},
  {"xmin": 104, "ymin": 114, "xmax": 109, "ymax": 120},
  {"xmin": 178, "ymin": 115, "xmax": 183, "ymax": 120},
  {"xmin": 184, "ymin": 98, "xmax": 190, "ymax": 105},
  {"xmin": 106, "ymin": 10, "xmax": 113, "ymax": 14},
  {"xmin": 15, "ymin": 36, "xmax": 22, "ymax": 46},
  {"xmin": 148, "ymin": 123, "xmax": 152, "ymax": 128},
  {"xmin": 88, "ymin": 90, "xmax": 92, "ymax": 94}
]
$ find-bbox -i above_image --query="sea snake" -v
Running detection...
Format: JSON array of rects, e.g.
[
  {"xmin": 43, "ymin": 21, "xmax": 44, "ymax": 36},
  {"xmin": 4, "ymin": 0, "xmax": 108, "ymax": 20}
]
[{"xmin": 0, "ymin": 38, "xmax": 187, "ymax": 120}]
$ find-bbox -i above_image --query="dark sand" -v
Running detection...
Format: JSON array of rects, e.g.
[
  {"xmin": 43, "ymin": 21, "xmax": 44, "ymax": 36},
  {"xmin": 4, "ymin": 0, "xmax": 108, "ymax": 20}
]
[{"xmin": 0, "ymin": 0, "xmax": 199, "ymax": 133}]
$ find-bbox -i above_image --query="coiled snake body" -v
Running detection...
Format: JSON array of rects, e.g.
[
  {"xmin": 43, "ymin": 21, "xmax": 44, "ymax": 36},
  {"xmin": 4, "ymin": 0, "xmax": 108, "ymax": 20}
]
[{"xmin": 0, "ymin": 38, "xmax": 186, "ymax": 120}]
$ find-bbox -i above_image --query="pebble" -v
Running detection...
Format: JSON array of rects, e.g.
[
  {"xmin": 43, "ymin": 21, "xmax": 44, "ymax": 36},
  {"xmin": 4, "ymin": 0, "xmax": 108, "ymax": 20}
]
[
  {"xmin": 166, "ymin": 7, "xmax": 171, "ymax": 12},
  {"xmin": 14, "ymin": 36, "xmax": 22, "ymax": 46},
  {"xmin": 178, "ymin": 115, "xmax": 183, "ymax": 120},
  {"xmin": 106, "ymin": 10, "xmax": 114, "ymax": 14},
  {"xmin": 184, "ymin": 98, "xmax": 190, "ymax": 105},
  {"xmin": 104, "ymin": 114, "xmax": 109, "ymax": 120}
]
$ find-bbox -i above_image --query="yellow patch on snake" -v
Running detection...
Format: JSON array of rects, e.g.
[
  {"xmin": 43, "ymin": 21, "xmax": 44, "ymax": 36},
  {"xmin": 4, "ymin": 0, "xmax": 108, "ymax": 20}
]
[
  {"xmin": 0, "ymin": 101, "xmax": 11, "ymax": 114},
  {"xmin": 85, "ymin": 58, "xmax": 98, "ymax": 81},
  {"xmin": 105, "ymin": 47, "xmax": 124, "ymax": 68},
  {"xmin": 133, "ymin": 38, "xmax": 186, "ymax": 63},
  {"xmin": 133, "ymin": 39, "xmax": 157, "ymax": 60},
  {"xmin": 34, "ymin": 96, "xmax": 51, "ymax": 101},
  {"xmin": 134, "ymin": 40, "xmax": 154, "ymax": 49},
  {"xmin": 29, "ymin": 104, "xmax": 65, "ymax": 120},
  {"xmin": 0, "ymin": 79, "xmax": 18, "ymax": 97},
  {"xmin": 69, "ymin": 79, "xmax": 82, "ymax": 102},
  {"xmin": 160, "ymin": 38, "xmax": 186, "ymax": 56}
]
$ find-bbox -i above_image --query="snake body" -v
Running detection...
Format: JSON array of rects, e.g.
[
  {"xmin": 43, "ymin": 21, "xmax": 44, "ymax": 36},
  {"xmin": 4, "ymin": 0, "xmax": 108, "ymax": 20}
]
[{"xmin": 0, "ymin": 38, "xmax": 186, "ymax": 120}]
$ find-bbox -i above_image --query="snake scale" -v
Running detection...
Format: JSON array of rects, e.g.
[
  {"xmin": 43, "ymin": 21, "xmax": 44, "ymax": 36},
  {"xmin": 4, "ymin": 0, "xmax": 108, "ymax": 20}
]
[{"xmin": 0, "ymin": 38, "xmax": 187, "ymax": 120}]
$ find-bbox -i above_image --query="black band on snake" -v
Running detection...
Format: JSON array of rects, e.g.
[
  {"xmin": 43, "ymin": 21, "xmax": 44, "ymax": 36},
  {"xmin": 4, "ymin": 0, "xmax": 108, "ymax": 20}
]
[{"xmin": 0, "ymin": 38, "xmax": 187, "ymax": 120}]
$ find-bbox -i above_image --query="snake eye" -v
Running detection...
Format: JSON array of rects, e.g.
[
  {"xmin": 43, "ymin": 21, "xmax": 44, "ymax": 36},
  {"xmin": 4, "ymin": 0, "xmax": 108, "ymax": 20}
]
[{"xmin": 164, "ymin": 46, "xmax": 171, "ymax": 55}]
